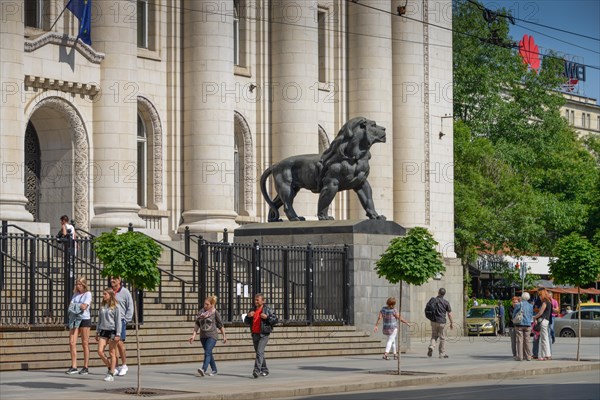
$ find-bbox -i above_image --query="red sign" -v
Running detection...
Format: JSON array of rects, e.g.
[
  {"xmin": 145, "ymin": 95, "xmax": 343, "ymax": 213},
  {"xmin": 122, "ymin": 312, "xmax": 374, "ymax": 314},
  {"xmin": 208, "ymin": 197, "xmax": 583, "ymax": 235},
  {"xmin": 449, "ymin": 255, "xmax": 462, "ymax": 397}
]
[{"xmin": 519, "ymin": 34, "xmax": 541, "ymax": 72}]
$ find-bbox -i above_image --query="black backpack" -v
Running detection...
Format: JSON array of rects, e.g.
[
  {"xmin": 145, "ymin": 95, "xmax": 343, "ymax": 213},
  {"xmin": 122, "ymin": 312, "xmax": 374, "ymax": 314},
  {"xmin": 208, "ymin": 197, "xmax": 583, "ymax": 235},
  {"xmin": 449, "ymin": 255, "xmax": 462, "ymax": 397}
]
[{"xmin": 424, "ymin": 297, "xmax": 438, "ymax": 321}]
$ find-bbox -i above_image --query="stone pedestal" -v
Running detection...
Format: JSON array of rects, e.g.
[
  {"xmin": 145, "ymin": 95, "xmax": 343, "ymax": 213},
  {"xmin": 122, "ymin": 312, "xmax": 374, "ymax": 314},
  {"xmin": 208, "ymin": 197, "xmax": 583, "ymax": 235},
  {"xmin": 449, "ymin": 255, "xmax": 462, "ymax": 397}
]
[{"xmin": 235, "ymin": 220, "xmax": 413, "ymax": 350}]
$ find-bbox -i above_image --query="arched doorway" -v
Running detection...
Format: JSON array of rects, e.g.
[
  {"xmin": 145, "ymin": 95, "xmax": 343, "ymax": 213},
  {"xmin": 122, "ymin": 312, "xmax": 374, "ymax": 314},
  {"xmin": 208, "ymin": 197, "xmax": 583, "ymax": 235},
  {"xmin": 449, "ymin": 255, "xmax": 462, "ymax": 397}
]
[{"xmin": 27, "ymin": 97, "xmax": 90, "ymax": 231}]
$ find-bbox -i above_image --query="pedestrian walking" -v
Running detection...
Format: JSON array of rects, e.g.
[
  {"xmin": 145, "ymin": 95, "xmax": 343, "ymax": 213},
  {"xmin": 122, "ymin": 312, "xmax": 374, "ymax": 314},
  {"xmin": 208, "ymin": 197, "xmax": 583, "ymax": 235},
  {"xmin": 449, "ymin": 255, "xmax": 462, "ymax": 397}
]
[
  {"xmin": 95, "ymin": 288, "xmax": 122, "ymax": 382},
  {"xmin": 188, "ymin": 295, "xmax": 227, "ymax": 376},
  {"xmin": 374, "ymin": 297, "xmax": 411, "ymax": 360},
  {"xmin": 244, "ymin": 293, "xmax": 278, "ymax": 378},
  {"xmin": 65, "ymin": 277, "xmax": 92, "ymax": 375},
  {"xmin": 110, "ymin": 276, "xmax": 133, "ymax": 376},
  {"xmin": 425, "ymin": 288, "xmax": 454, "ymax": 359},
  {"xmin": 512, "ymin": 292, "xmax": 534, "ymax": 361}
]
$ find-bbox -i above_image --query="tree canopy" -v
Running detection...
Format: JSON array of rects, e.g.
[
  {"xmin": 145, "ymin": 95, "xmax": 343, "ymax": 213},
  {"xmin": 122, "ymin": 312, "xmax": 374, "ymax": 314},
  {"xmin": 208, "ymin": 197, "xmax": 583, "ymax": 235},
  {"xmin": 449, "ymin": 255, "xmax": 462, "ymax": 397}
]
[
  {"xmin": 453, "ymin": 0, "xmax": 600, "ymax": 260},
  {"xmin": 93, "ymin": 228, "xmax": 162, "ymax": 290},
  {"xmin": 375, "ymin": 227, "xmax": 445, "ymax": 285}
]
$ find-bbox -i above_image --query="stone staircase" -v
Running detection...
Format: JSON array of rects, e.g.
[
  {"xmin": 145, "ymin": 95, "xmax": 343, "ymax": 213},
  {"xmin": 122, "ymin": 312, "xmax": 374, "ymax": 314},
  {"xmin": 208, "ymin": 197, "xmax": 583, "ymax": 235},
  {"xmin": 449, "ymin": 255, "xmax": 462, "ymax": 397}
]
[
  {"xmin": 0, "ymin": 323, "xmax": 382, "ymax": 371},
  {"xmin": 0, "ymin": 256, "xmax": 382, "ymax": 371}
]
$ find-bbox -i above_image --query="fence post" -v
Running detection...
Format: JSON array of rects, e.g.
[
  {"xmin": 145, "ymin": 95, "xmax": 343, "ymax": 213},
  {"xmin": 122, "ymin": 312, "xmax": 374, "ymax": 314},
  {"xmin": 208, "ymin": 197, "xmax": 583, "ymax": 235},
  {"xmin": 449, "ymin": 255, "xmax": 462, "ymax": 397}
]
[
  {"xmin": 137, "ymin": 289, "xmax": 144, "ymax": 325},
  {"xmin": 63, "ymin": 232, "xmax": 74, "ymax": 326},
  {"xmin": 251, "ymin": 239, "xmax": 260, "ymax": 296},
  {"xmin": 283, "ymin": 249, "xmax": 289, "ymax": 321},
  {"xmin": 29, "ymin": 237, "xmax": 36, "ymax": 325},
  {"xmin": 199, "ymin": 237, "xmax": 207, "ymax": 305},
  {"xmin": 184, "ymin": 226, "xmax": 190, "ymax": 261},
  {"xmin": 0, "ymin": 221, "xmax": 6, "ymax": 290},
  {"xmin": 343, "ymin": 244, "xmax": 350, "ymax": 325},
  {"xmin": 226, "ymin": 243, "xmax": 234, "ymax": 322},
  {"xmin": 223, "ymin": 228, "xmax": 228, "ymax": 243},
  {"xmin": 306, "ymin": 242, "xmax": 314, "ymax": 324}
]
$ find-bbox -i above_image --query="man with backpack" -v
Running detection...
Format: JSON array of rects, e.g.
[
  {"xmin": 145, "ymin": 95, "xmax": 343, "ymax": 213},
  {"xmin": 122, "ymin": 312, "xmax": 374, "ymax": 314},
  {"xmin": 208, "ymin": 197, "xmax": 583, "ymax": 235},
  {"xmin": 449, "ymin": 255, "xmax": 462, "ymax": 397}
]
[{"xmin": 425, "ymin": 288, "xmax": 454, "ymax": 359}]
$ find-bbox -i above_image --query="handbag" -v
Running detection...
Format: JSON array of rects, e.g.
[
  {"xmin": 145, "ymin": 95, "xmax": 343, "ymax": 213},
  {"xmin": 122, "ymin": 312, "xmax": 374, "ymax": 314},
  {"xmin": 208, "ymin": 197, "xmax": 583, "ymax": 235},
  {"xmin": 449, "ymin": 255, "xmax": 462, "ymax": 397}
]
[
  {"xmin": 512, "ymin": 303, "xmax": 524, "ymax": 325},
  {"xmin": 533, "ymin": 317, "xmax": 543, "ymax": 332}
]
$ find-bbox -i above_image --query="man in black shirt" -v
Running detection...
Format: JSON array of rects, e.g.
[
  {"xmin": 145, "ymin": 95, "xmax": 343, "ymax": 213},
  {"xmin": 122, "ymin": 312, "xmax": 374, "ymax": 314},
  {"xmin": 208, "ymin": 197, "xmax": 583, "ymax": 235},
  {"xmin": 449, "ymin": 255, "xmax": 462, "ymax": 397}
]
[{"xmin": 427, "ymin": 288, "xmax": 454, "ymax": 359}]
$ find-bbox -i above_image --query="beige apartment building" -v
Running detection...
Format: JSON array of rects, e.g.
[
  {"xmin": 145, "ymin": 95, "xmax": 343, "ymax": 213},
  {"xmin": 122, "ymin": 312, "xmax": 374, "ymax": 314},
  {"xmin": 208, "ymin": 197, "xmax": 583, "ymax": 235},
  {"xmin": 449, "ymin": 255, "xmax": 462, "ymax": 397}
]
[
  {"xmin": 562, "ymin": 92, "xmax": 600, "ymax": 137},
  {"xmin": 0, "ymin": 0, "xmax": 455, "ymax": 254}
]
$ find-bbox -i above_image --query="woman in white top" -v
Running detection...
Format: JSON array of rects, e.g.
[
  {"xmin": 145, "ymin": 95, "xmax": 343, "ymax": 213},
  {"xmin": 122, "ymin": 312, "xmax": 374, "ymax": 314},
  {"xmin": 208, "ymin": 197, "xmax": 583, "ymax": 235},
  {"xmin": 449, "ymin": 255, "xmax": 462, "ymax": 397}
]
[{"xmin": 65, "ymin": 277, "xmax": 92, "ymax": 375}]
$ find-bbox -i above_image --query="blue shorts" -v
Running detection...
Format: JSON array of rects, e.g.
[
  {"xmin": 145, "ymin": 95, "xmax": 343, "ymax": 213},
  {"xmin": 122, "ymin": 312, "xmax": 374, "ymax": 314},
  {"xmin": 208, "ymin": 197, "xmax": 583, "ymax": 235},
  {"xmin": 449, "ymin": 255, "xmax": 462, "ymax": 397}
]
[{"xmin": 120, "ymin": 319, "xmax": 127, "ymax": 341}]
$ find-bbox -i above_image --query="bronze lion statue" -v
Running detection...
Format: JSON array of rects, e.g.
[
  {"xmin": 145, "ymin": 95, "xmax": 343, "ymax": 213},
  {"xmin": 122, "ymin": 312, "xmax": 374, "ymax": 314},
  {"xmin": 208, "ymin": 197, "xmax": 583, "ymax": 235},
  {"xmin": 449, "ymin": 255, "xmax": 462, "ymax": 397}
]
[{"xmin": 260, "ymin": 117, "xmax": 387, "ymax": 222}]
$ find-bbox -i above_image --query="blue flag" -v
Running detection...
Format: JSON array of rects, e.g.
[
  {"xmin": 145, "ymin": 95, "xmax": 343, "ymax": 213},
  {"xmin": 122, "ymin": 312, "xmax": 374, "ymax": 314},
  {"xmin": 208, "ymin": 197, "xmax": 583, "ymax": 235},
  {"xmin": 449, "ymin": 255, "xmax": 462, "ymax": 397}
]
[{"xmin": 67, "ymin": 0, "xmax": 91, "ymax": 45}]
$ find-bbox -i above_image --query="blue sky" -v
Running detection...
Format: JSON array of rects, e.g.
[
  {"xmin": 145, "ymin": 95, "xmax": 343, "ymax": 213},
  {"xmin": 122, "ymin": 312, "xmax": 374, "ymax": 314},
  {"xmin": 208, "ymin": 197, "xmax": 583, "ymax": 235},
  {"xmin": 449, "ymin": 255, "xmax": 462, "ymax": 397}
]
[{"xmin": 481, "ymin": 0, "xmax": 600, "ymax": 104}]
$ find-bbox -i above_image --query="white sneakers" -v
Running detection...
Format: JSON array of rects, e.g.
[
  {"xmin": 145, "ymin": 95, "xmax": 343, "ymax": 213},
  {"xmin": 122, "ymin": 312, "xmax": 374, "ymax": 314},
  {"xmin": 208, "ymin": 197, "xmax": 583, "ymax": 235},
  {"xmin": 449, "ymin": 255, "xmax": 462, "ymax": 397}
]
[
  {"xmin": 116, "ymin": 365, "xmax": 128, "ymax": 376},
  {"xmin": 104, "ymin": 372, "xmax": 114, "ymax": 382}
]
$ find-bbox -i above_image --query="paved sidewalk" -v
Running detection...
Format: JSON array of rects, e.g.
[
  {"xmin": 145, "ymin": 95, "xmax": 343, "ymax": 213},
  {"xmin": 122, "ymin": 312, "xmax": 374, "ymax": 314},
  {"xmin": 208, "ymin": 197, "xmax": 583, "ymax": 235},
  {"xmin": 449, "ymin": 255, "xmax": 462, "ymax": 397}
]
[{"xmin": 1, "ymin": 336, "xmax": 599, "ymax": 400}]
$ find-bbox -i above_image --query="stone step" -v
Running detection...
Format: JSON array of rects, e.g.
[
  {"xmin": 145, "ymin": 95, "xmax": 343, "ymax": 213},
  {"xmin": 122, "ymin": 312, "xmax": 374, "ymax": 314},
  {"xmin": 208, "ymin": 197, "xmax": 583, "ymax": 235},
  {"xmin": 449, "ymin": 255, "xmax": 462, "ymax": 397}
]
[
  {"xmin": 0, "ymin": 325, "xmax": 382, "ymax": 371},
  {"xmin": 0, "ymin": 347, "xmax": 381, "ymax": 372}
]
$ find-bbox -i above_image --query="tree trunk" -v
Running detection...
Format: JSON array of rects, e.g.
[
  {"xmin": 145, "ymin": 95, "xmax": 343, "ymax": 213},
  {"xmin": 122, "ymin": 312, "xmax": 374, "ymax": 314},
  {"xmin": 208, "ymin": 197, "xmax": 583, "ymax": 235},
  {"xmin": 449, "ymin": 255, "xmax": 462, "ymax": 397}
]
[
  {"xmin": 397, "ymin": 281, "xmax": 402, "ymax": 375},
  {"xmin": 132, "ymin": 288, "xmax": 142, "ymax": 394},
  {"xmin": 577, "ymin": 287, "xmax": 581, "ymax": 361}
]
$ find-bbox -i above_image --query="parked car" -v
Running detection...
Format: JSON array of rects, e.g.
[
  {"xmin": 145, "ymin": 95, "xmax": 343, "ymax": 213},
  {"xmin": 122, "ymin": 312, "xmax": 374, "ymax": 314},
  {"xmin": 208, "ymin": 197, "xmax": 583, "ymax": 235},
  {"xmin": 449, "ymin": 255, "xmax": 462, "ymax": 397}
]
[
  {"xmin": 554, "ymin": 309, "xmax": 600, "ymax": 337},
  {"xmin": 466, "ymin": 305, "xmax": 499, "ymax": 336},
  {"xmin": 578, "ymin": 302, "xmax": 600, "ymax": 310}
]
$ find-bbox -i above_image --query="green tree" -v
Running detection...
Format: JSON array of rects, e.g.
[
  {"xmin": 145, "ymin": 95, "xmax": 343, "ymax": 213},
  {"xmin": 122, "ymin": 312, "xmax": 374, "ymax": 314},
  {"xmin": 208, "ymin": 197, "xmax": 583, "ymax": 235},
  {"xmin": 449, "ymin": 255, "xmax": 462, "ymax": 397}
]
[
  {"xmin": 453, "ymin": 1, "xmax": 600, "ymax": 260},
  {"xmin": 375, "ymin": 227, "xmax": 445, "ymax": 374},
  {"xmin": 93, "ymin": 228, "xmax": 162, "ymax": 394},
  {"xmin": 549, "ymin": 233, "xmax": 600, "ymax": 360}
]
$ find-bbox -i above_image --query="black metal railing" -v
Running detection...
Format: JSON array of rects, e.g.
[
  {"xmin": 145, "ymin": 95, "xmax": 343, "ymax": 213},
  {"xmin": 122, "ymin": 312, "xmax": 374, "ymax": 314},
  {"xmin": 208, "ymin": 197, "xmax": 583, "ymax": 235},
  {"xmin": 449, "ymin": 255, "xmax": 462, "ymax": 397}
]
[
  {"xmin": 1, "ymin": 221, "xmax": 350, "ymax": 329},
  {"xmin": 0, "ymin": 221, "xmax": 106, "ymax": 328}
]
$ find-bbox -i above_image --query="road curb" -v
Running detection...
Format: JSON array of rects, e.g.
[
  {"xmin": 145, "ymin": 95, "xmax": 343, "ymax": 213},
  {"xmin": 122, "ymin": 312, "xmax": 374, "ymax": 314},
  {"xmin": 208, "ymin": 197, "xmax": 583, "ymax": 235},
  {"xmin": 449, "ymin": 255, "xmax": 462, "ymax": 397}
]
[{"xmin": 167, "ymin": 362, "xmax": 600, "ymax": 400}]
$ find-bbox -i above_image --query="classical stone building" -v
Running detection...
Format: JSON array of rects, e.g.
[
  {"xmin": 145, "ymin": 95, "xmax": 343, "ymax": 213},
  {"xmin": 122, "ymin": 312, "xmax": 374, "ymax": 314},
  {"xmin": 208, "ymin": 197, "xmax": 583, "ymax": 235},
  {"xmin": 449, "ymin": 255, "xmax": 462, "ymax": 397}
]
[
  {"xmin": 1, "ymin": 0, "xmax": 458, "ymax": 335},
  {"xmin": 1, "ymin": 0, "xmax": 454, "ymax": 244}
]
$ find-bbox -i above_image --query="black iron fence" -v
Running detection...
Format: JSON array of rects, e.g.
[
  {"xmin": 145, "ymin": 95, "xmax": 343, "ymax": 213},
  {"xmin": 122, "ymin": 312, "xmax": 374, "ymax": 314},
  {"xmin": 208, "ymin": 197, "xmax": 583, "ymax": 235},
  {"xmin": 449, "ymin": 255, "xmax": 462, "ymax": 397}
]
[
  {"xmin": 0, "ymin": 221, "xmax": 350, "ymax": 329},
  {"xmin": 192, "ymin": 237, "xmax": 350, "ymax": 325}
]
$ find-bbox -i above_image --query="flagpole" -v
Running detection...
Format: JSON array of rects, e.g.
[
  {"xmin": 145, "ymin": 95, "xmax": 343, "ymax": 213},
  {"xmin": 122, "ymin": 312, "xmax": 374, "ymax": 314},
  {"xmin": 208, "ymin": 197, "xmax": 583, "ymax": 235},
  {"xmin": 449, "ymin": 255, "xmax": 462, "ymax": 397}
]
[{"xmin": 48, "ymin": 0, "xmax": 73, "ymax": 32}]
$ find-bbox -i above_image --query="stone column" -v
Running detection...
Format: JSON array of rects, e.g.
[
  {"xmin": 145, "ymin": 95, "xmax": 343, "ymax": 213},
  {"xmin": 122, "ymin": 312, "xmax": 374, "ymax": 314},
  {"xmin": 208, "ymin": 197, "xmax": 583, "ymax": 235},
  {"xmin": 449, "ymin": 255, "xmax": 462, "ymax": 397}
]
[
  {"xmin": 270, "ymin": 0, "xmax": 319, "ymax": 219},
  {"xmin": 392, "ymin": 0, "xmax": 427, "ymax": 228},
  {"xmin": 181, "ymin": 0, "xmax": 237, "ymax": 234},
  {"xmin": 347, "ymin": 0, "xmax": 394, "ymax": 220},
  {"xmin": 0, "ymin": 0, "xmax": 32, "ymax": 221},
  {"xmin": 90, "ymin": 0, "xmax": 144, "ymax": 229},
  {"xmin": 427, "ymin": 0, "xmax": 454, "ymax": 255}
]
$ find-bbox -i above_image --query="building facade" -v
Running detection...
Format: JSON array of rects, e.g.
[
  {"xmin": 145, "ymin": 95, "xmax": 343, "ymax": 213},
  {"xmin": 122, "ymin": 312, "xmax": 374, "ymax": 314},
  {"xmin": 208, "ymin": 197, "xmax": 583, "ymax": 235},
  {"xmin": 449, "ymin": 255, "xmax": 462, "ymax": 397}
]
[
  {"xmin": 561, "ymin": 92, "xmax": 600, "ymax": 137},
  {"xmin": 0, "ymin": 0, "xmax": 455, "ymax": 255}
]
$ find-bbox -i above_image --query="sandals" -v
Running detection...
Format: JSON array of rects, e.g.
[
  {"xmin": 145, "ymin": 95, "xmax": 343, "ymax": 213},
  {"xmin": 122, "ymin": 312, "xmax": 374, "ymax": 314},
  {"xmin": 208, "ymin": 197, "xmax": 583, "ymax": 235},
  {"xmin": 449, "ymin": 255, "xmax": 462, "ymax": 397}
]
[
  {"xmin": 393, "ymin": 354, "xmax": 398, "ymax": 360},
  {"xmin": 382, "ymin": 354, "xmax": 389, "ymax": 360}
]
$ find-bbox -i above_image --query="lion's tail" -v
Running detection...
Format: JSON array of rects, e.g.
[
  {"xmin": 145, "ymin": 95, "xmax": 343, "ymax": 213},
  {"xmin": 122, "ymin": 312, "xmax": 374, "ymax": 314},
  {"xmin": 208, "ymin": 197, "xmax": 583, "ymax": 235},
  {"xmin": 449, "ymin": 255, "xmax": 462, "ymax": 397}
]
[{"xmin": 260, "ymin": 165, "xmax": 278, "ymax": 214}]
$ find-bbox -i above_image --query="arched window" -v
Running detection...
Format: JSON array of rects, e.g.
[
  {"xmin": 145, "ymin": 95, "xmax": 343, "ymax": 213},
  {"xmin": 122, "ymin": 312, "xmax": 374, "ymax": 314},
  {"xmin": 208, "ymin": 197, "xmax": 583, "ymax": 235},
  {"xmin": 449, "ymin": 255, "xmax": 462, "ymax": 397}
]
[{"xmin": 137, "ymin": 114, "xmax": 147, "ymax": 207}]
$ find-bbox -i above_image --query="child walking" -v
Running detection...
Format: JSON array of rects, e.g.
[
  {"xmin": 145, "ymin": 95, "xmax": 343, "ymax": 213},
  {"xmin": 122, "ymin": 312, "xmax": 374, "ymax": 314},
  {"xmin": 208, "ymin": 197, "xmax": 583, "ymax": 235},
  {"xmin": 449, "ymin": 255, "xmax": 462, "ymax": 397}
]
[{"xmin": 96, "ymin": 288, "xmax": 122, "ymax": 382}]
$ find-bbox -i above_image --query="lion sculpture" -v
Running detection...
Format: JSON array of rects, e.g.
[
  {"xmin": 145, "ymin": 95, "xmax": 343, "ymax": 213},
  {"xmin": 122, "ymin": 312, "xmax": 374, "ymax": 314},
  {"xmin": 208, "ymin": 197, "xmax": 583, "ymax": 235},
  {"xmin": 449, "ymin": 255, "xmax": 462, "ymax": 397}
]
[{"xmin": 260, "ymin": 117, "xmax": 387, "ymax": 222}]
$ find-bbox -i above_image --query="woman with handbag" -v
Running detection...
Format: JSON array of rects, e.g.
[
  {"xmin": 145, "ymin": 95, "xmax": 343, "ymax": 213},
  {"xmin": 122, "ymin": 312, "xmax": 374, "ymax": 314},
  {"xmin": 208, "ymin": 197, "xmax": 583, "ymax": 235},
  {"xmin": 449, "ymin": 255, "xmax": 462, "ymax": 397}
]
[
  {"xmin": 507, "ymin": 296, "xmax": 520, "ymax": 358},
  {"xmin": 512, "ymin": 292, "xmax": 534, "ymax": 361},
  {"xmin": 188, "ymin": 295, "xmax": 227, "ymax": 376},
  {"xmin": 533, "ymin": 288, "xmax": 553, "ymax": 361}
]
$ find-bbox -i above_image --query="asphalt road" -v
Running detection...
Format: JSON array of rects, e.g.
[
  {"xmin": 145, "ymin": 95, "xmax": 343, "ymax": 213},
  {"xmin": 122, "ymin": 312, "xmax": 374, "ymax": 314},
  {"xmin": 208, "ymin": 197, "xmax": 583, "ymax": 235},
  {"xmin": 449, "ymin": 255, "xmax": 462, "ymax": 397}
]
[{"xmin": 284, "ymin": 370, "xmax": 600, "ymax": 400}]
